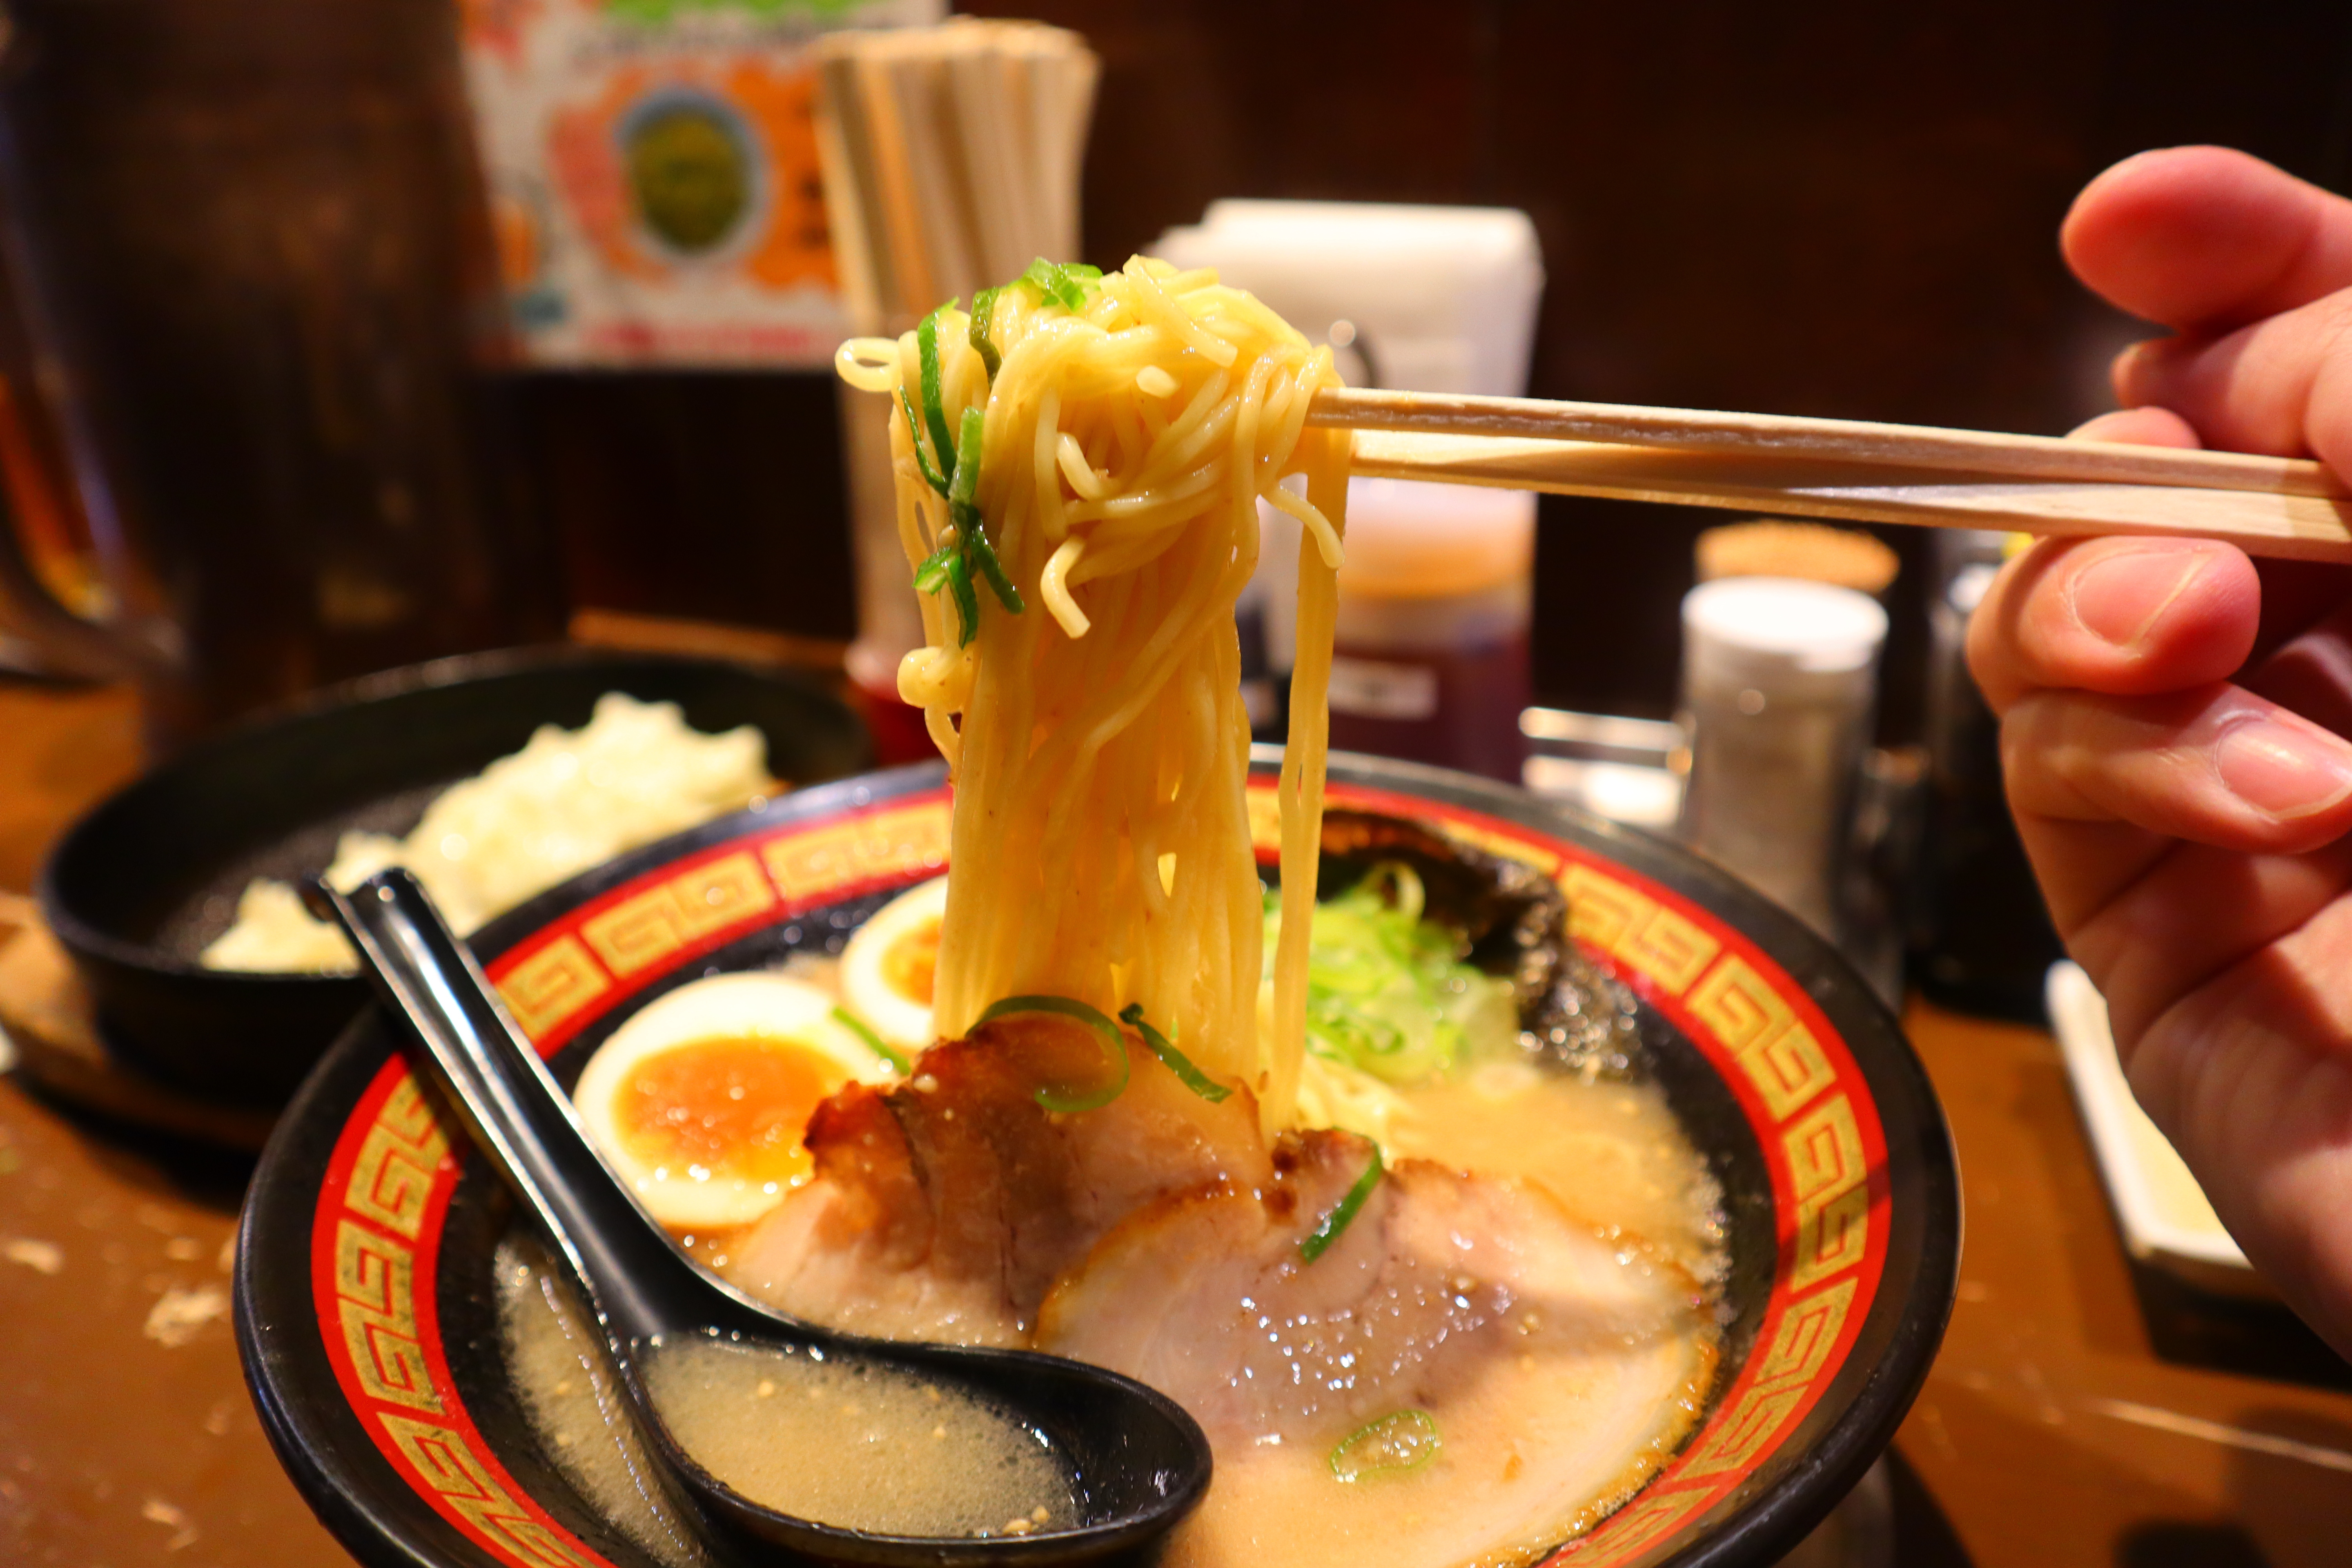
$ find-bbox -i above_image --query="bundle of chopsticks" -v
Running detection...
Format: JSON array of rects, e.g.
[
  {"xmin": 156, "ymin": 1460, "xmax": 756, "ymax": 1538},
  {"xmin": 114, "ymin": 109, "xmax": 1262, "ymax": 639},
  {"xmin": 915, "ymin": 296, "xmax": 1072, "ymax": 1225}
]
[{"xmin": 813, "ymin": 19, "xmax": 1100, "ymax": 334}]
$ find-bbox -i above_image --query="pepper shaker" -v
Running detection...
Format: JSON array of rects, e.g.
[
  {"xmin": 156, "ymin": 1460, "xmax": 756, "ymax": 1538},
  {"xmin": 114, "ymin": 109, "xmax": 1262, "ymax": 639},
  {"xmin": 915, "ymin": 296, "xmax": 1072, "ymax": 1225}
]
[{"xmin": 1677, "ymin": 577, "xmax": 1888, "ymax": 941}]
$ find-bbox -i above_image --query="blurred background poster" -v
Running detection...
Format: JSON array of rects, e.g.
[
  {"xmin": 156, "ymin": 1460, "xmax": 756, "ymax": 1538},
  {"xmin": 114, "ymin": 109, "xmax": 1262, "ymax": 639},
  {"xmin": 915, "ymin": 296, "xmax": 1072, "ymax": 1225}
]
[{"xmin": 461, "ymin": 0, "xmax": 943, "ymax": 365}]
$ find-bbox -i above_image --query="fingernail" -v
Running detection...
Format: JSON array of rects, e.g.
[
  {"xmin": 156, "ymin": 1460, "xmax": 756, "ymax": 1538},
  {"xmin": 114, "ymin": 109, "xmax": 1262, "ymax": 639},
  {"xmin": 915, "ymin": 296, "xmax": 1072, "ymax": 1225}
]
[
  {"xmin": 2071, "ymin": 549, "xmax": 2210, "ymax": 647},
  {"xmin": 2216, "ymin": 722, "xmax": 2352, "ymax": 819}
]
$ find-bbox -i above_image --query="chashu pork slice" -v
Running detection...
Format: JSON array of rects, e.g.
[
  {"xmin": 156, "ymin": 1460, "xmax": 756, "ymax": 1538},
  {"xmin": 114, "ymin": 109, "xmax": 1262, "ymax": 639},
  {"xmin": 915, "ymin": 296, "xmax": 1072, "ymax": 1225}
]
[
  {"xmin": 726, "ymin": 1013, "xmax": 1270, "ymax": 1345},
  {"xmin": 1038, "ymin": 1138, "xmax": 1718, "ymax": 1568}
]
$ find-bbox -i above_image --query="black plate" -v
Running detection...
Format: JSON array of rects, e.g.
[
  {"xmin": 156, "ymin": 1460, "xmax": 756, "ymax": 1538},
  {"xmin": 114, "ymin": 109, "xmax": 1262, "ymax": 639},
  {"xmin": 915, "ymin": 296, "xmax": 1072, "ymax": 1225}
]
[
  {"xmin": 237, "ymin": 752, "xmax": 1960, "ymax": 1568},
  {"xmin": 40, "ymin": 646, "xmax": 870, "ymax": 1107}
]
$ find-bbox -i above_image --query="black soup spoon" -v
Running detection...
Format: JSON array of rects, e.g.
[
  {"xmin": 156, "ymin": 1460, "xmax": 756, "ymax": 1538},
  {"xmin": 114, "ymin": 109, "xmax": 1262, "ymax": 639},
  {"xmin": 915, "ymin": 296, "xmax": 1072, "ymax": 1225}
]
[{"xmin": 310, "ymin": 868, "xmax": 1211, "ymax": 1567}]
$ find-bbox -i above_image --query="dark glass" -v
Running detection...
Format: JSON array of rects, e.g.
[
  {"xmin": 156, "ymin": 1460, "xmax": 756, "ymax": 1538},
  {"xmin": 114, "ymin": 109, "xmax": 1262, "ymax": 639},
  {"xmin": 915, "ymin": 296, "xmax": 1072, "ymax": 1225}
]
[{"xmin": 0, "ymin": 0, "xmax": 558, "ymax": 744}]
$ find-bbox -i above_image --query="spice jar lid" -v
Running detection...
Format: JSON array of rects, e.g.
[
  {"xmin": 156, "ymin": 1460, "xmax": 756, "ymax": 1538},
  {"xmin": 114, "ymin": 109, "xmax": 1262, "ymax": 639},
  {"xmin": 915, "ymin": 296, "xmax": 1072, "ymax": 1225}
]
[
  {"xmin": 1682, "ymin": 576, "xmax": 1888, "ymax": 690},
  {"xmin": 1331, "ymin": 477, "xmax": 1535, "ymax": 601}
]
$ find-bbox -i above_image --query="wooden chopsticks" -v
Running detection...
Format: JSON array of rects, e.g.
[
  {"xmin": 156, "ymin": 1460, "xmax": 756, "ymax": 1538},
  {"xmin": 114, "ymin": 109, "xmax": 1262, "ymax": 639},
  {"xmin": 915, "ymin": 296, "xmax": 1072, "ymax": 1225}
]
[{"xmin": 1305, "ymin": 387, "xmax": 2352, "ymax": 562}]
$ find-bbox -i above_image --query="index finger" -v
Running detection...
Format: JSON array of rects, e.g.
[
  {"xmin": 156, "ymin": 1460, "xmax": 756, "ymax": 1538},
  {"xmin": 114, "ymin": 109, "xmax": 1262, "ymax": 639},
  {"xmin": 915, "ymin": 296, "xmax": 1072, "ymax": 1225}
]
[{"xmin": 2063, "ymin": 147, "xmax": 2352, "ymax": 332}]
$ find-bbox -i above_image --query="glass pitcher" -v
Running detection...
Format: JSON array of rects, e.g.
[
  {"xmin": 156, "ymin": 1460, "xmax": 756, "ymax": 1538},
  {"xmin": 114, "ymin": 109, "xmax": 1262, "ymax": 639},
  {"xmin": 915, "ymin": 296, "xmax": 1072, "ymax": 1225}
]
[{"xmin": 0, "ymin": 0, "xmax": 559, "ymax": 747}]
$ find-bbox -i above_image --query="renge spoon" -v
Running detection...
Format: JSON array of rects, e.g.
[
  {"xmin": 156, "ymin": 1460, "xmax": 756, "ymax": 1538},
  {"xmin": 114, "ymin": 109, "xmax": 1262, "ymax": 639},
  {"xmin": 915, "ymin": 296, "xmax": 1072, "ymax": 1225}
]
[{"xmin": 310, "ymin": 868, "xmax": 1211, "ymax": 1568}]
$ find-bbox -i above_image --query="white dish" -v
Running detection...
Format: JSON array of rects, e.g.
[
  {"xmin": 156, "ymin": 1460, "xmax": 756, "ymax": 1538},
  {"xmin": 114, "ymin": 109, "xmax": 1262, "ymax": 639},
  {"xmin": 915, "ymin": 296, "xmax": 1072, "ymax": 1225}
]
[{"xmin": 2045, "ymin": 961, "xmax": 2267, "ymax": 1298}]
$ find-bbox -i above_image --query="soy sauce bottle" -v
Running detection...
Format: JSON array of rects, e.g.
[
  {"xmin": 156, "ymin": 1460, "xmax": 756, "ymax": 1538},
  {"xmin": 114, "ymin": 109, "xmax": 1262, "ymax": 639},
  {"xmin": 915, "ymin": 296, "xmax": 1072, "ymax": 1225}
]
[{"xmin": 1911, "ymin": 542, "xmax": 2063, "ymax": 1021}]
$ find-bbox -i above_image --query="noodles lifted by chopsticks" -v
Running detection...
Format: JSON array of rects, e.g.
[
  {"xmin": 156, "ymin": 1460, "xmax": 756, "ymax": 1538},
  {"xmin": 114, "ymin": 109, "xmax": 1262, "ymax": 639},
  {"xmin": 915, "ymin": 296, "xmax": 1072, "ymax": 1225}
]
[{"xmin": 837, "ymin": 257, "xmax": 1348, "ymax": 1128}]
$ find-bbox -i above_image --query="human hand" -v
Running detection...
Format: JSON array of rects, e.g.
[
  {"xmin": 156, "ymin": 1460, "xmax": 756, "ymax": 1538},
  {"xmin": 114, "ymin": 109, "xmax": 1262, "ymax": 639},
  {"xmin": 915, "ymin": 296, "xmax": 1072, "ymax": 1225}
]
[{"xmin": 1969, "ymin": 146, "xmax": 2352, "ymax": 1352}]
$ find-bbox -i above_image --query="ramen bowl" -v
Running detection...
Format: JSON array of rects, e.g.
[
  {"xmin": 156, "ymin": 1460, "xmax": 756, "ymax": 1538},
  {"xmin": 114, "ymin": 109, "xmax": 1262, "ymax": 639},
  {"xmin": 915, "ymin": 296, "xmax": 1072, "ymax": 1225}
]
[{"xmin": 235, "ymin": 752, "xmax": 1958, "ymax": 1568}]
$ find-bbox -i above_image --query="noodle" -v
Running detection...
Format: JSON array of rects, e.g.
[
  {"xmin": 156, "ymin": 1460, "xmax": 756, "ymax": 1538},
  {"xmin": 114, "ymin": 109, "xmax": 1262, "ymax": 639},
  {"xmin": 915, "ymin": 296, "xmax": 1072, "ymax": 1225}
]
[{"xmin": 836, "ymin": 258, "xmax": 1348, "ymax": 1125}]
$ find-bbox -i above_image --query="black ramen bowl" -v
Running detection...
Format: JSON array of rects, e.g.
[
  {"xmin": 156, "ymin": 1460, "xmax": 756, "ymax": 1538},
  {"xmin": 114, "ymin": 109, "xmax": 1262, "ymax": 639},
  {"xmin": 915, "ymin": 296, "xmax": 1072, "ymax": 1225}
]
[
  {"xmin": 236, "ymin": 751, "xmax": 1959, "ymax": 1568},
  {"xmin": 38, "ymin": 646, "xmax": 871, "ymax": 1108}
]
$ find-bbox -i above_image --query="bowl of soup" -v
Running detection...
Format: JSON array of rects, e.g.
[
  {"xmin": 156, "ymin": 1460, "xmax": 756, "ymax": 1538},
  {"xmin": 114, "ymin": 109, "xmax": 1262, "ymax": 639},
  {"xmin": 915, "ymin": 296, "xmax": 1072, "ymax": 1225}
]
[{"xmin": 234, "ymin": 752, "xmax": 1958, "ymax": 1568}]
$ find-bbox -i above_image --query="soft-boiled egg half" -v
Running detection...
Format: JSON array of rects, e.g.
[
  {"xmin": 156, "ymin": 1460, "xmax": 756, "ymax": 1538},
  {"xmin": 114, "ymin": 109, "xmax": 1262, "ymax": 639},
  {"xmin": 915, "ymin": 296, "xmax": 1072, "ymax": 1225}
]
[
  {"xmin": 573, "ymin": 973, "xmax": 895, "ymax": 1230},
  {"xmin": 838, "ymin": 875, "xmax": 947, "ymax": 1058}
]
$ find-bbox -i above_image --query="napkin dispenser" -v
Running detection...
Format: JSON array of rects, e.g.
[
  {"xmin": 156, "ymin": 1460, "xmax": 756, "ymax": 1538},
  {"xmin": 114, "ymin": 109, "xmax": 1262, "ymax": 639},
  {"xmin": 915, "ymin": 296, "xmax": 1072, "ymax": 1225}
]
[{"xmin": 1151, "ymin": 200, "xmax": 1543, "ymax": 397}]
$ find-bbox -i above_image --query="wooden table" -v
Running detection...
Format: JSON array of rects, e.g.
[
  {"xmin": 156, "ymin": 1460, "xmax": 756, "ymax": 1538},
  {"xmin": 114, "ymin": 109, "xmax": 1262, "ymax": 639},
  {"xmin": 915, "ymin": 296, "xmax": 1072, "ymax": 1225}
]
[
  {"xmin": 4, "ymin": 675, "xmax": 2350, "ymax": 1566},
  {"xmin": 0, "ymin": 678, "xmax": 352, "ymax": 1566},
  {"xmin": 1893, "ymin": 1007, "xmax": 2352, "ymax": 1567}
]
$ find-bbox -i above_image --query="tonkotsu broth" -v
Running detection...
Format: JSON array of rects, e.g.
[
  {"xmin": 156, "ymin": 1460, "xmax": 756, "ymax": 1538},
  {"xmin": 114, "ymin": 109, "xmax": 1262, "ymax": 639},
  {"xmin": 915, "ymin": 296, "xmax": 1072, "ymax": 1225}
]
[
  {"xmin": 495, "ymin": 1236, "xmax": 714, "ymax": 1568},
  {"xmin": 1388, "ymin": 1063, "xmax": 1727, "ymax": 1285},
  {"xmin": 644, "ymin": 1339, "xmax": 1077, "ymax": 1539},
  {"xmin": 496, "ymin": 1238, "xmax": 1079, "ymax": 1559}
]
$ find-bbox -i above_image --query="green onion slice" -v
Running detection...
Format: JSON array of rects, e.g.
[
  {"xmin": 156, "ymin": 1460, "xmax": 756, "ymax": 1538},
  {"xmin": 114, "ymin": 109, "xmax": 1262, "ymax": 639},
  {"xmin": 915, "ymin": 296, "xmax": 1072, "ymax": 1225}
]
[
  {"xmin": 1116, "ymin": 1004, "xmax": 1232, "ymax": 1103},
  {"xmin": 831, "ymin": 1006, "xmax": 909, "ymax": 1074},
  {"xmin": 975, "ymin": 994, "xmax": 1131, "ymax": 1112},
  {"xmin": 949, "ymin": 406, "xmax": 985, "ymax": 509},
  {"xmin": 1328, "ymin": 1409, "xmax": 1440, "ymax": 1482},
  {"xmin": 898, "ymin": 387, "xmax": 950, "ymax": 498},
  {"xmin": 1299, "ymin": 1142, "xmax": 1384, "ymax": 1263},
  {"xmin": 912, "ymin": 543, "xmax": 955, "ymax": 593},
  {"xmin": 915, "ymin": 309, "xmax": 958, "ymax": 479},
  {"xmin": 1016, "ymin": 258, "xmax": 1097, "ymax": 314},
  {"xmin": 958, "ymin": 505, "xmax": 1024, "ymax": 613},
  {"xmin": 969, "ymin": 287, "xmax": 1002, "ymax": 380},
  {"xmin": 942, "ymin": 553, "xmax": 980, "ymax": 648},
  {"xmin": 908, "ymin": 292, "xmax": 1037, "ymax": 633},
  {"xmin": 1016, "ymin": 259, "xmax": 1075, "ymax": 311}
]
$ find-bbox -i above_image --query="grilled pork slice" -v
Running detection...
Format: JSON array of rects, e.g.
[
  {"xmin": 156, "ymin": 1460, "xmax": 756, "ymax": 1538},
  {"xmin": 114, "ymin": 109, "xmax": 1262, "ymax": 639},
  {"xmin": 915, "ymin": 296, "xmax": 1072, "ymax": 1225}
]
[
  {"xmin": 725, "ymin": 1013, "xmax": 1270, "ymax": 1345},
  {"xmin": 1038, "ymin": 1143, "xmax": 1716, "ymax": 1568}
]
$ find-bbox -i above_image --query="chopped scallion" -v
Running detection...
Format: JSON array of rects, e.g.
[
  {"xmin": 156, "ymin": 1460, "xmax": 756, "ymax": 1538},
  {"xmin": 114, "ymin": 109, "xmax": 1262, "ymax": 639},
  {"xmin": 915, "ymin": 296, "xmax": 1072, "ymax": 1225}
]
[
  {"xmin": 975, "ymin": 994, "xmax": 1131, "ymax": 1112},
  {"xmin": 1298, "ymin": 1142, "xmax": 1384, "ymax": 1263},
  {"xmin": 960, "ymin": 506, "xmax": 1023, "ymax": 613},
  {"xmin": 1016, "ymin": 258, "xmax": 1097, "ymax": 314},
  {"xmin": 915, "ymin": 309, "xmax": 958, "ymax": 478},
  {"xmin": 912, "ymin": 543, "xmax": 954, "ymax": 593},
  {"xmin": 949, "ymin": 406, "xmax": 984, "ymax": 508},
  {"xmin": 1116, "ymin": 1004, "xmax": 1231, "ymax": 1102},
  {"xmin": 905, "ymin": 301, "xmax": 1029, "ymax": 640},
  {"xmin": 969, "ymin": 287, "xmax": 1002, "ymax": 379},
  {"xmin": 942, "ymin": 553, "xmax": 980, "ymax": 648},
  {"xmin": 831, "ymin": 1006, "xmax": 909, "ymax": 1074},
  {"xmin": 1327, "ymin": 1409, "xmax": 1439, "ymax": 1482},
  {"xmin": 898, "ymin": 387, "xmax": 949, "ymax": 498}
]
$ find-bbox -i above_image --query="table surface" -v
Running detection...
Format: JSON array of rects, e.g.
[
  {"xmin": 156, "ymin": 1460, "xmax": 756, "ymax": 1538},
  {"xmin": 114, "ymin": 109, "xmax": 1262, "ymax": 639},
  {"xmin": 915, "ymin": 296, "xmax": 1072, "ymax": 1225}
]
[{"xmin": 4, "ymin": 675, "xmax": 2350, "ymax": 1567}]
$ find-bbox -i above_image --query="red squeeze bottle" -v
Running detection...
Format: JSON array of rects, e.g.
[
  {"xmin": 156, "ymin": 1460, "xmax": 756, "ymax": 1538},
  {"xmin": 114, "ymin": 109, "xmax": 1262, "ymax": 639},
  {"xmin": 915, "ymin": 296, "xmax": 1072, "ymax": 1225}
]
[{"xmin": 1325, "ymin": 478, "xmax": 1535, "ymax": 783}]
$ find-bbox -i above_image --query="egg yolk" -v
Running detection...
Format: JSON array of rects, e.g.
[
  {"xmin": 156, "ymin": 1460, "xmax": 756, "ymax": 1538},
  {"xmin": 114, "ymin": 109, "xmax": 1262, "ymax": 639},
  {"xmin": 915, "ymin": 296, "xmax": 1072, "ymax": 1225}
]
[
  {"xmin": 614, "ymin": 1036, "xmax": 844, "ymax": 1190},
  {"xmin": 880, "ymin": 918, "xmax": 941, "ymax": 1005}
]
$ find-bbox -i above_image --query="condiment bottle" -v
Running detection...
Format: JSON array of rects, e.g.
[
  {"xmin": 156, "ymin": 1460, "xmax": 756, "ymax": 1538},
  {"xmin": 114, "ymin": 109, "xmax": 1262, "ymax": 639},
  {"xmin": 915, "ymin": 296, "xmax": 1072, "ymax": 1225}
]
[
  {"xmin": 1152, "ymin": 201, "xmax": 1547, "ymax": 770},
  {"xmin": 1677, "ymin": 577, "xmax": 1888, "ymax": 939},
  {"xmin": 1913, "ymin": 541, "xmax": 2063, "ymax": 1019},
  {"xmin": 1325, "ymin": 477, "xmax": 1535, "ymax": 782}
]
